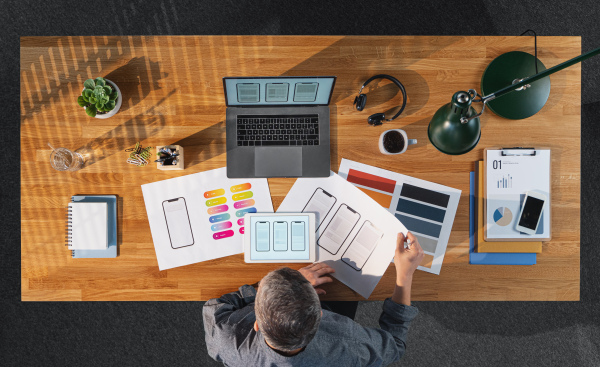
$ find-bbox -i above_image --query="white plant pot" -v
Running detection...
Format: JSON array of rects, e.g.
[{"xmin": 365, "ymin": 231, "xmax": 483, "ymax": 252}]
[{"xmin": 82, "ymin": 78, "xmax": 122, "ymax": 119}]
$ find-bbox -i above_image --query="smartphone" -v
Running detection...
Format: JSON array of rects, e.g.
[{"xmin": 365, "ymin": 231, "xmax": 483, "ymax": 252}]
[
  {"xmin": 162, "ymin": 198, "xmax": 194, "ymax": 249},
  {"xmin": 291, "ymin": 221, "xmax": 305, "ymax": 251},
  {"xmin": 302, "ymin": 187, "xmax": 337, "ymax": 230},
  {"xmin": 341, "ymin": 221, "xmax": 383, "ymax": 271},
  {"xmin": 318, "ymin": 204, "xmax": 361, "ymax": 255},
  {"xmin": 273, "ymin": 221, "xmax": 288, "ymax": 251},
  {"xmin": 256, "ymin": 221, "xmax": 270, "ymax": 251},
  {"xmin": 515, "ymin": 191, "xmax": 547, "ymax": 235}
]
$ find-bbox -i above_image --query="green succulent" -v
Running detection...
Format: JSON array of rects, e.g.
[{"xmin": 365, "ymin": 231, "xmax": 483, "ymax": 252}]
[{"xmin": 78, "ymin": 77, "xmax": 119, "ymax": 117}]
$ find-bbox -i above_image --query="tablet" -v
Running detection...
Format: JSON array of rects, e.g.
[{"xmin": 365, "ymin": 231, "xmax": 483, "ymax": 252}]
[{"xmin": 244, "ymin": 213, "xmax": 316, "ymax": 263}]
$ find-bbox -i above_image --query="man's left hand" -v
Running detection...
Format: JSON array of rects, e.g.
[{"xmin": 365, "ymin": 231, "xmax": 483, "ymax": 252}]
[{"xmin": 298, "ymin": 263, "xmax": 335, "ymax": 295}]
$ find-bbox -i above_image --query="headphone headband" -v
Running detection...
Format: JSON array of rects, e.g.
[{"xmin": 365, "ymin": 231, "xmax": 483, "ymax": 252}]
[{"xmin": 356, "ymin": 74, "xmax": 407, "ymax": 122}]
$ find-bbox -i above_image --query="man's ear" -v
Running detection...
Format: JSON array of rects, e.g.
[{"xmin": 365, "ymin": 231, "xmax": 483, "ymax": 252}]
[
  {"xmin": 254, "ymin": 321, "xmax": 259, "ymax": 332},
  {"xmin": 321, "ymin": 310, "xmax": 323, "ymax": 317}
]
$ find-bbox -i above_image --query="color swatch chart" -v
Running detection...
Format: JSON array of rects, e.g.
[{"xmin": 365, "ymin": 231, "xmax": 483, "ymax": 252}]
[
  {"xmin": 338, "ymin": 159, "xmax": 461, "ymax": 275},
  {"xmin": 205, "ymin": 183, "xmax": 257, "ymax": 240}
]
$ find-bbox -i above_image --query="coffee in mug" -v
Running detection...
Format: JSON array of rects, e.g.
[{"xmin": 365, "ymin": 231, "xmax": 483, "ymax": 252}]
[{"xmin": 379, "ymin": 129, "xmax": 417, "ymax": 155}]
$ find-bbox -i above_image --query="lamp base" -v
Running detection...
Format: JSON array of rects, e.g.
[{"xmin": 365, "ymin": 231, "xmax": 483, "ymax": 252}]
[{"xmin": 481, "ymin": 51, "xmax": 550, "ymax": 120}]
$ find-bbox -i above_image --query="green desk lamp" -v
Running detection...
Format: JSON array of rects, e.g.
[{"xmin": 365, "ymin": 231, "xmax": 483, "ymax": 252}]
[{"xmin": 428, "ymin": 45, "xmax": 600, "ymax": 155}]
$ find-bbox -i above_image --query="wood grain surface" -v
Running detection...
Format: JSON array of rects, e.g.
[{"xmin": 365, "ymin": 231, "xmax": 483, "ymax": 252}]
[{"xmin": 20, "ymin": 36, "xmax": 581, "ymax": 301}]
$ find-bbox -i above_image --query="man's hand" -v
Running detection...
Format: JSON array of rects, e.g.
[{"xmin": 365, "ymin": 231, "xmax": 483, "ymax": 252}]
[
  {"xmin": 394, "ymin": 232, "xmax": 424, "ymax": 284},
  {"xmin": 298, "ymin": 262, "xmax": 335, "ymax": 295}
]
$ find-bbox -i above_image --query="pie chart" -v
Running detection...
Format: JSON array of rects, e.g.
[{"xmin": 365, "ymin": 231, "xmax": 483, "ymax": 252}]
[{"xmin": 493, "ymin": 207, "xmax": 513, "ymax": 226}]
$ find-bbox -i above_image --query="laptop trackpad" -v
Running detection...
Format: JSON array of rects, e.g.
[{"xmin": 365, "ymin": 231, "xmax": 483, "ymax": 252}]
[{"xmin": 255, "ymin": 147, "xmax": 302, "ymax": 177}]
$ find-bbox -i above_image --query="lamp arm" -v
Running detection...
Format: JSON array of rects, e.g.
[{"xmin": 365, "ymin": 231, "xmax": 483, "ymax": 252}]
[
  {"xmin": 459, "ymin": 89, "xmax": 487, "ymax": 124},
  {"xmin": 480, "ymin": 46, "xmax": 600, "ymax": 102}
]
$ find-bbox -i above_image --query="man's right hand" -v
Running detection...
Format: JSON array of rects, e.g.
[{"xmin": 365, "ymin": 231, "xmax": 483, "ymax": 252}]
[
  {"xmin": 394, "ymin": 232, "xmax": 424, "ymax": 285},
  {"xmin": 298, "ymin": 263, "xmax": 335, "ymax": 295}
]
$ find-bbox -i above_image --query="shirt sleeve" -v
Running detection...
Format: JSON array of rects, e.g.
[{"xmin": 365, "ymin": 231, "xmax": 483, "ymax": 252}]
[
  {"xmin": 202, "ymin": 285, "xmax": 257, "ymax": 361},
  {"xmin": 373, "ymin": 298, "xmax": 419, "ymax": 364}
]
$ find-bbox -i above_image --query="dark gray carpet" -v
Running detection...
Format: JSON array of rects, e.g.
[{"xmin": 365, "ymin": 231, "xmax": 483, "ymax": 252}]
[{"xmin": 1, "ymin": 1, "xmax": 599, "ymax": 366}]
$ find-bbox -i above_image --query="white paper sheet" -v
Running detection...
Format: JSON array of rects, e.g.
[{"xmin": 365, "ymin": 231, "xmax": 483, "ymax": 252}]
[
  {"xmin": 338, "ymin": 159, "xmax": 461, "ymax": 275},
  {"xmin": 141, "ymin": 167, "xmax": 273, "ymax": 270},
  {"xmin": 277, "ymin": 172, "xmax": 407, "ymax": 299}
]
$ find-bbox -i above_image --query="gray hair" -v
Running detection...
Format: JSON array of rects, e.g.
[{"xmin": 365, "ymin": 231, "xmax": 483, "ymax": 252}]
[{"xmin": 255, "ymin": 267, "xmax": 322, "ymax": 352}]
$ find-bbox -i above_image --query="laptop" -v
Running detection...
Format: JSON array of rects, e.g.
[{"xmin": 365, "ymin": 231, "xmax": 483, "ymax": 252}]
[{"xmin": 223, "ymin": 76, "xmax": 336, "ymax": 178}]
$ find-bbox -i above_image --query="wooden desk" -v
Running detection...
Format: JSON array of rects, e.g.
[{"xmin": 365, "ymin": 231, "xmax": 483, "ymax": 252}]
[{"xmin": 20, "ymin": 36, "xmax": 580, "ymax": 301}]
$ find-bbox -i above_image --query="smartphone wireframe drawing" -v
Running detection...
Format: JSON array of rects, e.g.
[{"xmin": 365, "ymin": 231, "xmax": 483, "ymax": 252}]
[
  {"xmin": 273, "ymin": 221, "xmax": 288, "ymax": 251},
  {"xmin": 162, "ymin": 197, "xmax": 194, "ymax": 249},
  {"xmin": 341, "ymin": 221, "xmax": 384, "ymax": 271},
  {"xmin": 256, "ymin": 221, "xmax": 270, "ymax": 252},
  {"xmin": 291, "ymin": 221, "xmax": 305, "ymax": 251},
  {"xmin": 318, "ymin": 204, "xmax": 361, "ymax": 255},
  {"xmin": 302, "ymin": 187, "xmax": 337, "ymax": 230}
]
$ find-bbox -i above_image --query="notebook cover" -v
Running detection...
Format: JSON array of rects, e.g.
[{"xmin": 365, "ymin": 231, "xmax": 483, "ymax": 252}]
[
  {"xmin": 68, "ymin": 202, "xmax": 108, "ymax": 250},
  {"xmin": 476, "ymin": 162, "xmax": 542, "ymax": 253},
  {"xmin": 70, "ymin": 195, "xmax": 118, "ymax": 258},
  {"xmin": 469, "ymin": 171, "xmax": 536, "ymax": 265}
]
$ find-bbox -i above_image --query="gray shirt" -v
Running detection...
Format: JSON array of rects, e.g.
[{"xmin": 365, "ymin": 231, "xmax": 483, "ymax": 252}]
[{"xmin": 203, "ymin": 285, "xmax": 419, "ymax": 367}]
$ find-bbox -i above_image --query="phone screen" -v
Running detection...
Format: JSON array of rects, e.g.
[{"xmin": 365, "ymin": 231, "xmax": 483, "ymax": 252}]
[
  {"xmin": 162, "ymin": 198, "xmax": 194, "ymax": 249},
  {"xmin": 256, "ymin": 221, "xmax": 270, "ymax": 251},
  {"xmin": 318, "ymin": 204, "xmax": 361, "ymax": 255},
  {"xmin": 302, "ymin": 188, "xmax": 337, "ymax": 229},
  {"xmin": 273, "ymin": 221, "xmax": 288, "ymax": 251},
  {"xmin": 291, "ymin": 221, "xmax": 305, "ymax": 251},
  {"xmin": 518, "ymin": 196, "xmax": 545, "ymax": 230},
  {"xmin": 342, "ymin": 221, "xmax": 383, "ymax": 271}
]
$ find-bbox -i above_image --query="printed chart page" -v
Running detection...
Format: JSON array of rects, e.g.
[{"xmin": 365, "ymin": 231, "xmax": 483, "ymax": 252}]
[
  {"xmin": 338, "ymin": 159, "xmax": 461, "ymax": 275},
  {"xmin": 278, "ymin": 172, "xmax": 406, "ymax": 299},
  {"xmin": 485, "ymin": 149, "xmax": 551, "ymax": 240},
  {"xmin": 142, "ymin": 167, "xmax": 273, "ymax": 270}
]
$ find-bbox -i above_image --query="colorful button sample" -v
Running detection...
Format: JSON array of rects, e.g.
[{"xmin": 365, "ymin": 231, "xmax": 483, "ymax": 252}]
[
  {"xmin": 206, "ymin": 197, "xmax": 227, "ymax": 207},
  {"xmin": 234, "ymin": 199, "xmax": 255, "ymax": 209},
  {"xmin": 232, "ymin": 191, "xmax": 253, "ymax": 201},
  {"xmin": 209, "ymin": 213, "xmax": 231, "ymax": 223},
  {"xmin": 204, "ymin": 188, "xmax": 225, "ymax": 198},
  {"xmin": 207, "ymin": 204, "xmax": 228, "ymax": 214},
  {"xmin": 230, "ymin": 183, "xmax": 252, "ymax": 192},
  {"xmin": 239, "ymin": 227, "xmax": 245, "ymax": 234},
  {"xmin": 213, "ymin": 230, "xmax": 234, "ymax": 240},
  {"xmin": 211, "ymin": 221, "xmax": 232, "ymax": 231},
  {"xmin": 236, "ymin": 207, "xmax": 257, "ymax": 217},
  {"xmin": 237, "ymin": 218, "xmax": 244, "ymax": 226}
]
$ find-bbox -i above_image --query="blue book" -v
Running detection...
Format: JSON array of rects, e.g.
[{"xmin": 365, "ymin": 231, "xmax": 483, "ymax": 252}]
[
  {"xmin": 469, "ymin": 172, "xmax": 536, "ymax": 265},
  {"xmin": 70, "ymin": 195, "xmax": 118, "ymax": 258}
]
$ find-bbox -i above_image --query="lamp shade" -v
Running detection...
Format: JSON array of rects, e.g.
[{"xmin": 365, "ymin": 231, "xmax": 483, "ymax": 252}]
[{"xmin": 428, "ymin": 91, "xmax": 481, "ymax": 155}]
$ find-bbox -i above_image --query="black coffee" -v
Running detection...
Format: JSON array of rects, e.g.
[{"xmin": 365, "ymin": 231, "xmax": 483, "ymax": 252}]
[{"xmin": 383, "ymin": 131, "xmax": 405, "ymax": 153}]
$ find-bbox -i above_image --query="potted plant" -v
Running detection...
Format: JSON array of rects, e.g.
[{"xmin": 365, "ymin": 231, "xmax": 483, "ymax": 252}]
[{"xmin": 77, "ymin": 77, "xmax": 122, "ymax": 118}]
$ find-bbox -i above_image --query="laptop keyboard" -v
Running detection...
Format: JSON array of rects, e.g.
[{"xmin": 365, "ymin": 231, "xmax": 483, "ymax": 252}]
[{"xmin": 236, "ymin": 115, "xmax": 319, "ymax": 146}]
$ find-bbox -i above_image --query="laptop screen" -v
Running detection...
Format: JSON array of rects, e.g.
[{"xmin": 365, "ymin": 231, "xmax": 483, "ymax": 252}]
[{"xmin": 223, "ymin": 76, "xmax": 336, "ymax": 107}]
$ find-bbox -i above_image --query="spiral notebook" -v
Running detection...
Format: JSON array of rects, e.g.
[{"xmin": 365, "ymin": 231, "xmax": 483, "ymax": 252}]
[
  {"xmin": 67, "ymin": 202, "xmax": 108, "ymax": 250},
  {"xmin": 67, "ymin": 195, "xmax": 118, "ymax": 258}
]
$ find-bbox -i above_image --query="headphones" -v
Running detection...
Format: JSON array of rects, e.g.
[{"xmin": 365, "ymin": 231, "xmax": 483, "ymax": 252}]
[{"xmin": 353, "ymin": 74, "xmax": 407, "ymax": 126}]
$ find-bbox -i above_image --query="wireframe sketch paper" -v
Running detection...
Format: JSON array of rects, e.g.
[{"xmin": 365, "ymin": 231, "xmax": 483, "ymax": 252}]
[
  {"xmin": 277, "ymin": 172, "xmax": 407, "ymax": 299},
  {"xmin": 338, "ymin": 159, "xmax": 461, "ymax": 275},
  {"xmin": 142, "ymin": 167, "xmax": 273, "ymax": 270}
]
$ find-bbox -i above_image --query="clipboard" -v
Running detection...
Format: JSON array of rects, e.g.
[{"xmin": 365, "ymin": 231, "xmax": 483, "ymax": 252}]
[{"xmin": 483, "ymin": 147, "xmax": 551, "ymax": 241}]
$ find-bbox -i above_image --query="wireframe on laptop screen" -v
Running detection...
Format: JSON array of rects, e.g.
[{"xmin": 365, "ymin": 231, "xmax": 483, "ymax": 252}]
[{"xmin": 223, "ymin": 76, "xmax": 336, "ymax": 106}]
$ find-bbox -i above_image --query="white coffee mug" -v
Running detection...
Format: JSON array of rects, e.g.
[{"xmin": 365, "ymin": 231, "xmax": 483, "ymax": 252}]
[{"xmin": 379, "ymin": 129, "xmax": 417, "ymax": 155}]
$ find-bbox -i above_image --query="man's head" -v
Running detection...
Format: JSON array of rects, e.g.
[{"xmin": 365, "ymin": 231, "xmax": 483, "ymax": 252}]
[{"xmin": 254, "ymin": 267, "xmax": 322, "ymax": 352}]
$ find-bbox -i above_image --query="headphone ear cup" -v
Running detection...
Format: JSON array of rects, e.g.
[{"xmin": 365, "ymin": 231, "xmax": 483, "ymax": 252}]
[
  {"xmin": 354, "ymin": 94, "xmax": 367, "ymax": 111},
  {"xmin": 368, "ymin": 113, "xmax": 385, "ymax": 126}
]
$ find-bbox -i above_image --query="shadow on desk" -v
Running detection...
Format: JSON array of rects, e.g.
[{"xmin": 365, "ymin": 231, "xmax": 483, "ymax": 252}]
[
  {"xmin": 170, "ymin": 121, "xmax": 227, "ymax": 169},
  {"xmin": 76, "ymin": 88, "xmax": 177, "ymax": 167}
]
